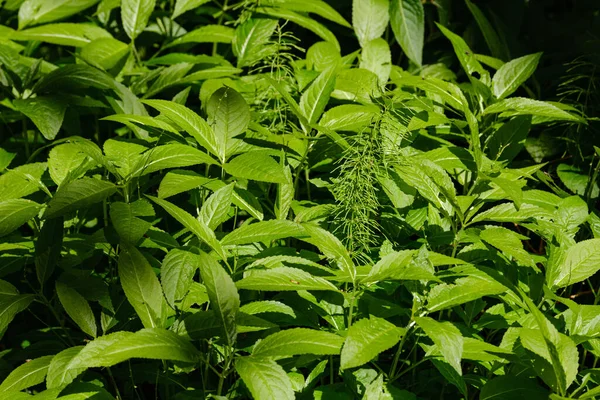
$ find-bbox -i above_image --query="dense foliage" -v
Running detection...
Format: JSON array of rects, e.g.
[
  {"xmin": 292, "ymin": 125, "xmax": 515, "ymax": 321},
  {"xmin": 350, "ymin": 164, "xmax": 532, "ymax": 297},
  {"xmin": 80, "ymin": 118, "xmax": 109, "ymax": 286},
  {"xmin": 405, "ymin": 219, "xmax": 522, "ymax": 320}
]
[{"xmin": 0, "ymin": 0, "xmax": 599, "ymax": 399}]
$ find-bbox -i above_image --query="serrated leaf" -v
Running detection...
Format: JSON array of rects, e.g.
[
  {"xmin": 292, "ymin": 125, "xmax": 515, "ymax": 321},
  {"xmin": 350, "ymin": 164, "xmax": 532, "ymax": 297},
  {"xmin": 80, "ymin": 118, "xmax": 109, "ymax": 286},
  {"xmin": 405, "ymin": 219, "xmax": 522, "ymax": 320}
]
[
  {"xmin": 18, "ymin": 0, "xmax": 100, "ymax": 29},
  {"xmin": 198, "ymin": 253, "xmax": 239, "ymax": 346},
  {"xmin": 0, "ymin": 162, "xmax": 47, "ymax": 202},
  {"xmin": 172, "ymin": 0, "xmax": 210, "ymax": 18},
  {"xmin": 48, "ymin": 143, "xmax": 95, "ymax": 186},
  {"xmin": 480, "ymin": 226, "xmax": 536, "ymax": 267},
  {"xmin": 14, "ymin": 96, "xmax": 66, "ymax": 140},
  {"xmin": 0, "ymin": 294, "xmax": 35, "ymax": 339},
  {"xmin": 232, "ymin": 18, "xmax": 279, "ymax": 68},
  {"xmin": 33, "ymin": 64, "xmax": 116, "ymax": 93},
  {"xmin": 168, "ymin": 25, "xmax": 234, "ymax": 47},
  {"xmin": 360, "ymin": 38, "xmax": 391, "ymax": 86},
  {"xmin": 110, "ymin": 200, "xmax": 153, "ymax": 244},
  {"xmin": 118, "ymin": 245, "xmax": 167, "ymax": 328},
  {"xmin": 161, "ymin": 249, "xmax": 201, "ymax": 308},
  {"xmin": 207, "ymin": 86, "xmax": 250, "ymax": 141},
  {"xmin": 480, "ymin": 375, "xmax": 549, "ymax": 400},
  {"xmin": 319, "ymin": 104, "xmax": 379, "ymax": 132},
  {"xmin": 0, "ymin": 355, "xmax": 53, "ymax": 392},
  {"xmin": 10, "ymin": 23, "xmax": 111, "ymax": 47},
  {"xmin": 129, "ymin": 144, "xmax": 218, "ymax": 178},
  {"xmin": 483, "ymin": 97, "xmax": 585, "ymax": 123},
  {"xmin": 427, "ymin": 271, "xmax": 506, "ymax": 312},
  {"xmin": 199, "ymin": 183, "xmax": 234, "ymax": 230},
  {"xmin": 239, "ymin": 301, "xmax": 295, "ymax": 318},
  {"xmin": 43, "ymin": 177, "xmax": 116, "ymax": 219},
  {"xmin": 223, "ymin": 151, "xmax": 289, "ymax": 184},
  {"xmin": 362, "ymin": 250, "xmax": 436, "ymax": 283},
  {"xmin": 264, "ymin": 0, "xmax": 350, "ymax": 28},
  {"xmin": 221, "ymin": 220, "xmax": 306, "ymax": 246},
  {"xmin": 46, "ymin": 346, "xmax": 85, "ymax": 389},
  {"xmin": 415, "ymin": 316, "xmax": 463, "ymax": 375},
  {"xmin": 352, "ymin": 0, "xmax": 389, "ymax": 46},
  {"xmin": 0, "ymin": 199, "xmax": 42, "ymax": 237},
  {"xmin": 550, "ymin": 239, "xmax": 600, "ymax": 289},
  {"xmin": 487, "ymin": 115, "xmax": 531, "ymax": 162},
  {"xmin": 301, "ymin": 224, "xmax": 356, "ymax": 282},
  {"xmin": 389, "ymin": 0, "xmax": 424, "ymax": 66},
  {"xmin": 492, "ymin": 53, "xmax": 542, "ymax": 99},
  {"xmin": 340, "ymin": 316, "xmax": 404, "ymax": 369},
  {"xmin": 235, "ymin": 356, "xmax": 294, "ymax": 400},
  {"xmin": 142, "ymin": 100, "xmax": 222, "ymax": 161},
  {"xmin": 56, "ymin": 281, "xmax": 97, "ymax": 337},
  {"xmin": 121, "ymin": 0, "xmax": 156, "ymax": 40},
  {"xmin": 81, "ymin": 37, "xmax": 129, "ymax": 70},
  {"xmin": 72, "ymin": 328, "xmax": 200, "ymax": 368},
  {"xmin": 147, "ymin": 196, "xmax": 227, "ymax": 260},
  {"xmin": 299, "ymin": 64, "xmax": 338, "ymax": 127},
  {"xmin": 236, "ymin": 267, "xmax": 338, "ymax": 292},
  {"xmin": 253, "ymin": 328, "xmax": 344, "ymax": 359}
]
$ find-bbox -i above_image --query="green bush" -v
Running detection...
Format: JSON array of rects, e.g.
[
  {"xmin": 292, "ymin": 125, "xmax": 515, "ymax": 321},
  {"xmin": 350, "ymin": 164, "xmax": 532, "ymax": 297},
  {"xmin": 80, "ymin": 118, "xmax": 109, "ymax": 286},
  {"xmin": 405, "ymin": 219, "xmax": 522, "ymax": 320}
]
[{"xmin": 0, "ymin": 0, "xmax": 599, "ymax": 399}]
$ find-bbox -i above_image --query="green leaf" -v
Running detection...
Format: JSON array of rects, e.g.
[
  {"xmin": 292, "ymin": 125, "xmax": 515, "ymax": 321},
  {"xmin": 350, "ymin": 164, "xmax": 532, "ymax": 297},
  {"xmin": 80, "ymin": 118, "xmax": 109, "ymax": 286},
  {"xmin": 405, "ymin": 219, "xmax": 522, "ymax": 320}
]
[
  {"xmin": 10, "ymin": 23, "xmax": 111, "ymax": 47},
  {"xmin": 199, "ymin": 183, "xmax": 234, "ymax": 230},
  {"xmin": 352, "ymin": 0, "xmax": 389, "ymax": 46},
  {"xmin": 436, "ymin": 23, "xmax": 490, "ymax": 85},
  {"xmin": 46, "ymin": 346, "xmax": 85, "ymax": 389},
  {"xmin": 550, "ymin": 239, "xmax": 600, "ymax": 289},
  {"xmin": 121, "ymin": 0, "xmax": 156, "ymax": 40},
  {"xmin": 232, "ymin": 18, "xmax": 279, "ymax": 68},
  {"xmin": 118, "ymin": 245, "xmax": 167, "ymax": 328},
  {"xmin": 0, "ymin": 294, "xmax": 36, "ymax": 339},
  {"xmin": 48, "ymin": 143, "xmax": 95, "ymax": 186},
  {"xmin": 81, "ymin": 38, "xmax": 129, "ymax": 70},
  {"xmin": 221, "ymin": 220, "xmax": 306, "ymax": 246},
  {"xmin": 427, "ymin": 272, "xmax": 507, "ymax": 312},
  {"xmin": 464, "ymin": 0, "xmax": 508, "ymax": 61},
  {"xmin": 340, "ymin": 316, "xmax": 404, "ymax": 370},
  {"xmin": 14, "ymin": 96, "xmax": 66, "ymax": 140},
  {"xmin": 359, "ymin": 38, "xmax": 391, "ymax": 86},
  {"xmin": 480, "ymin": 226, "xmax": 536, "ymax": 268},
  {"xmin": 0, "ymin": 199, "xmax": 42, "ymax": 237},
  {"xmin": 236, "ymin": 267, "xmax": 338, "ymax": 292},
  {"xmin": 147, "ymin": 196, "xmax": 227, "ymax": 260},
  {"xmin": 557, "ymin": 164, "xmax": 599, "ymax": 198},
  {"xmin": 362, "ymin": 250, "xmax": 436, "ymax": 283},
  {"xmin": 33, "ymin": 64, "xmax": 117, "ymax": 93},
  {"xmin": 263, "ymin": 0, "xmax": 351, "ymax": 28},
  {"xmin": 207, "ymin": 86, "xmax": 250, "ymax": 141},
  {"xmin": 483, "ymin": 97, "xmax": 585, "ymax": 123},
  {"xmin": 102, "ymin": 114, "xmax": 181, "ymax": 137},
  {"xmin": 142, "ymin": 100, "xmax": 221, "ymax": 161},
  {"xmin": 43, "ymin": 177, "xmax": 116, "ymax": 219},
  {"xmin": 319, "ymin": 104, "xmax": 379, "ymax": 132},
  {"xmin": 257, "ymin": 7, "xmax": 339, "ymax": 50},
  {"xmin": 161, "ymin": 249, "xmax": 201, "ymax": 308},
  {"xmin": 110, "ymin": 199, "xmax": 153, "ymax": 245},
  {"xmin": 239, "ymin": 301, "xmax": 295, "ymax": 318},
  {"xmin": 492, "ymin": 53, "xmax": 542, "ymax": 99},
  {"xmin": 0, "ymin": 355, "xmax": 53, "ymax": 392},
  {"xmin": 224, "ymin": 151, "xmax": 289, "ymax": 184},
  {"xmin": 0, "ymin": 162, "xmax": 47, "ymax": 202},
  {"xmin": 171, "ymin": 0, "xmax": 209, "ymax": 18},
  {"xmin": 415, "ymin": 317, "xmax": 463, "ymax": 375},
  {"xmin": 198, "ymin": 253, "xmax": 239, "ymax": 346},
  {"xmin": 235, "ymin": 356, "xmax": 295, "ymax": 400},
  {"xmin": 389, "ymin": 0, "xmax": 424, "ymax": 66},
  {"xmin": 72, "ymin": 328, "xmax": 200, "ymax": 368},
  {"xmin": 253, "ymin": 328, "xmax": 344, "ymax": 359},
  {"xmin": 299, "ymin": 64, "xmax": 338, "ymax": 126},
  {"xmin": 480, "ymin": 375, "xmax": 549, "ymax": 400},
  {"xmin": 33, "ymin": 218, "xmax": 62, "ymax": 286},
  {"xmin": 487, "ymin": 115, "xmax": 531, "ymax": 162},
  {"xmin": 18, "ymin": 0, "xmax": 100, "ymax": 29},
  {"xmin": 168, "ymin": 25, "xmax": 234, "ymax": 47},
  {"xmin": 129, "ymin": 144, "xmax": 218, "ymax": 178},
  {"xmin": 56, "ymin": 281, "xmax": 97, "ymax": 337},
  {"xmin": 301, "ymin": 224, "xmax": 356, "ymax": 281}
]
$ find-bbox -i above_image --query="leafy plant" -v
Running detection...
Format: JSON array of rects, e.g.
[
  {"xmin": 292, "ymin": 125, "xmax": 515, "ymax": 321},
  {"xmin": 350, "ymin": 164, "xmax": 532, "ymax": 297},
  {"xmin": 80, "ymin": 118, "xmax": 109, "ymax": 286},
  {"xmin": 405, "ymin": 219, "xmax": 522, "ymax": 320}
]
[{"xmin": 0, "ymin": 0, "xmax": 599, "ymax": 399}]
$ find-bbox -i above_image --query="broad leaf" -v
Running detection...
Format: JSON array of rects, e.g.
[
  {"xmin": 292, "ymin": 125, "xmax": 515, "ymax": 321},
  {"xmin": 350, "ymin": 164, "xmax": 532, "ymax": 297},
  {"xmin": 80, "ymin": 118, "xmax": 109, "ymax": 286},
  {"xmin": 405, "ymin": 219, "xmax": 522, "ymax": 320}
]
[
  {"xmin": 34, "ymin": 218, "xmax": 63, "ymax": 286},
  {"xmin": 43, "ymin": 177, "xmax": 116, "ymax": 219},
  {"xmin": 18, "ymin": 0, "xmax": 100, "ymax": 28},
  {"xmin": 46, "ymin": 346, "xmax": 85, "ymax": 389},
  {"xmin": 340, "ymin": 316, "xmax": 404, "ymax": 370},
  {"xmin": 299, "ymin": 64, "xmax": 338, "ymax": 126},
  {"xmin": 389, "ymin": 0, "xmax": 424, "ymax": 66},
  {"xmin": 81, "ymin": 37, "xmax": 129, "ymax": 70},
  {"xmin": 427, "ymin": 272, "xmax": 506, "ymax": 312},
  {"xmin": 110, "ymin": 199, "xmax": 153, "ymax": 244},
  {"xmin": 487, "ymin": 115, "xmax": 531, "ymax": 162},
  {"xmin": 10, "ymin": 23, "xmax": 111, "ymax": 47},
  {"xmin": 235, "ymin": 356, "xmax": 295, "ymax": 400},
  {"xmin": 221, "ymin": 220, "xmax": 306, "ymax": 246},
  {"xmin": 56, "ymin": 281, "xmax": 97, "ymax": 337},
  {"xmin": 172, "ymin": 0, "xmax": 210, "ymax": 18},
  {"xmin": 121, "ymin": 0, "xmax": 156, "ymax": 40},
  {"xmin": 0, "ymin": 355, "xmax": 53, "ymax": 392},
  {"xmin": 14, "ymin": 96, "xmax": 66, "ymax": 140},
  {"xmin": 232, "ymin": 18, "xmax": 279, "ymax": 68},
  {"xmin": 206, "ymin": 86, "xmax": 250, "ymax": 140},
  {"xmin": 161, "ymin": 249, "xmax": 200, "ymax": 308},
  {"xmin": 168, "ymin": 25, "xmax": 234, "ymax": 47},
  {"xmin": 0, "ymin": 162, "xmax": 47, "ymax": 202},
  {"xmin": 198, "ymin": 253, "xmax": 239, "ymax": 346},
  {"xmin": 199, "ymin": 183, "xmax": 234, "ymax": 230},
  {"xmin": 480, "ymin": 375, "xmax": 548, "ymax": 400},
  {"xmin": 118, "ymin": 245, "xmax": 167, "ymax": 328},
  {"xmin": 236, "ymin": 267, "xmax": 338, "ymax": 292},
  {"xmin": 483, "ymin": 97, "xmax": 585, "ymax": 123},
  {"xmin": 0, "ymin": 294, "xmax": 36, "ymax": 339},
  {"xmin": 352, "ymin": 0, "xmax": 389, "ymax": 46},
  {"xmin": 493, "ymin": 53, "xmax": 542, "ymax": 99},
  {"xmin": 223, "ymin": 151, "xmax": 289, "ymax": 184},
  {"xmin": 301, "ymin": 224, "xmax": 355, "ymax": 281},
  {"xmin": 550, "ymin": 239, "xmax": 600, "ymax": 288},
  {"xmin": 129, "ymin": 144, "xmax": 218, "ymax": 178},
  {"xmin": 415, "ymin": 317, "xmax": 463, "ymax": 375},
  {"xmin": 0, "ymin": 199, "xmax": 42, "ymax": 237},
  {"xmin": 480, "ymin": 226, "xmax": 536, "ymax": 268},
  {"xmin": 252, "ymin": 328, "xmax": 344, "ymax": 359}
]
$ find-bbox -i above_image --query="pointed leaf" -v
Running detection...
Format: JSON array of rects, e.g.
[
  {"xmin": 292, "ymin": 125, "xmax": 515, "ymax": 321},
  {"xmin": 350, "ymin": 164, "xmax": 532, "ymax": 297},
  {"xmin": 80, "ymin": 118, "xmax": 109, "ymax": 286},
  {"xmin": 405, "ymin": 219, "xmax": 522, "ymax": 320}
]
[
  {"xmin": 483, "ymin": 97, "xmax": 585, "ymax": 123},
  {"xmin": 56, "ymin": 281, "xmax": 97, "ymax": 337},
  {"xmin": 0, "ymin": 355, "xmax": 53, "ymax": 393},
  {"xmin": 121, "ymin": 0, "xmax": 156, "ymax": 40},
  {"xmin": 161, "ymin": 249, "xmax": 201, "ymax": 308},
  {"xmin": 0, "ymin": 199, "xmax": 42, "ymax": 237},
  {"xmin": 236, "ymin": 267, "xmax": 338, "ymax": 292},
  {"xmin": 14, "ymin": 96, "xmax": 66, "ymax": 140},
  {"xmin": 43, "ymin": 177, "xmax": 116, "ymax": 219},
  {"xmin": 235, "ymin": 356, "xmax": 294, "ymax": 400},
  {"xmin": 46, "ymin": 346, "xmax": 85, "ymax": 389},
  {"xmin": 221, "ymin": 220, "xmax": 306, "ymax": 246},
  {"xmin": 168, "ymin": 25, "xmax": 234, "ymax": 47},
  {"xmin": 300, "ymin": 64, "xmax": 338, "ymax": 125},
  {"xmin": 493, "ymin": 53, "xmax": 542, "ymax": 99},
  {"xmin": 551, "ymin": 239, "xmax": 600, "ymax": 289},
  {"xmin": 253, "ymin": 328, "xmax": 344, "ymax": 359},
  {"xmin": 389, "ymin": 0, "xmax": 424, "ymax": 66},
  {"xmin": 352, "ymin": 0, "xmax": 389, "ymax": 46},
  {"xmin": 223, "ymin": 151, "xmax": 289, "ymax": 184},
  {"xmin": 232, "ymin": 18, "xmax": 279, "ymax": 68},
  {"xmin": 18, "ymin": 0, "xmax": 100, "ymax": 29},
  {"xmin": 415, "ymin": 316, "xmax": 463, "ymax": 375},
  {"xmin": 10, "ymin": 23, "xmax": 111, "ymax": 47},
  {"xmin": 302, "ymin": 225, "xmax": 356, "ymax": 281},
  {"xmin": 110, "ymin": 199, "xmax": 154, "ymax": 245},
  {"xmin": 199, "ymin": 183, "xmax": 234, "ymax": 230}
]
